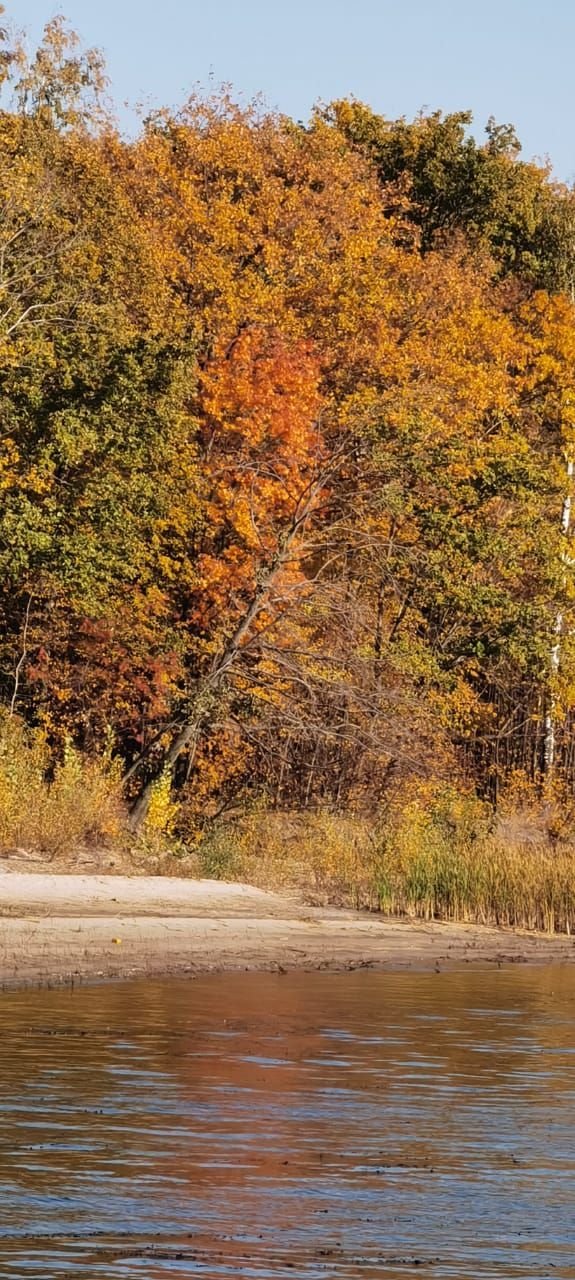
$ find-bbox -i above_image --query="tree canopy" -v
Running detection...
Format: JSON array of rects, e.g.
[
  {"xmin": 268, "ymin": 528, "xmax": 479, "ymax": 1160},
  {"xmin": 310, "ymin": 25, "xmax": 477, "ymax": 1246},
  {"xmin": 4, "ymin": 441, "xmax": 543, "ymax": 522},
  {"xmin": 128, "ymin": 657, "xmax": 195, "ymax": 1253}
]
[{"xmin": 2, "ymin": 10, "xmax": 575, "ymax": 834}]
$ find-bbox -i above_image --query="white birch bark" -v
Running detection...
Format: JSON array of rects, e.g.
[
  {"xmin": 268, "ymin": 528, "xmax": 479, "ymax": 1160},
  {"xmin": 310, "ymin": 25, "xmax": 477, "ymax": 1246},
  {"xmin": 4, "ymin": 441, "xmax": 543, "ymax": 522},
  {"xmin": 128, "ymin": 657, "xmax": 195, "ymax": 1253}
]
[{"xmin": 544, "ymin": 457, "xmax": 574, "ymax": 774}]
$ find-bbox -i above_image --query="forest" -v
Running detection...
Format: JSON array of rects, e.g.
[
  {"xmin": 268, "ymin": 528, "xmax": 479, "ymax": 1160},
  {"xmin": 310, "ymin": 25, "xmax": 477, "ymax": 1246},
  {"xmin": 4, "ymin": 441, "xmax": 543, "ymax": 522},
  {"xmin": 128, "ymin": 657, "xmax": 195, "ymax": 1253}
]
[{"xmin": 3, "ymin": 10, "xmax": 575, "ymax": 925}]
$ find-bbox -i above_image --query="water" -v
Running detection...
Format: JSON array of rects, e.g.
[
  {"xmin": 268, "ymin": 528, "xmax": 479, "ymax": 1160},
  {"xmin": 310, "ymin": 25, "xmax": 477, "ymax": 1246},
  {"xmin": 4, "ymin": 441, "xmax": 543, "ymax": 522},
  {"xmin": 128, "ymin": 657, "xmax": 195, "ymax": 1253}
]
[{"xmin": 0, "ymin": 969, "xmax": 575, "ymax": 1279}]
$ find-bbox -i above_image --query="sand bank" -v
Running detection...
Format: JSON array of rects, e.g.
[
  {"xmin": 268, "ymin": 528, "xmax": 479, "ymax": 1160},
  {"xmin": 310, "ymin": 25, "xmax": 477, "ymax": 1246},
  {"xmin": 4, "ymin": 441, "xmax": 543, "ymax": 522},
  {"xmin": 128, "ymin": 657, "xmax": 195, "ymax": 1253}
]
[{"xmin": 0, "ymin": 871, "xmax": 573, "ymax": 989}]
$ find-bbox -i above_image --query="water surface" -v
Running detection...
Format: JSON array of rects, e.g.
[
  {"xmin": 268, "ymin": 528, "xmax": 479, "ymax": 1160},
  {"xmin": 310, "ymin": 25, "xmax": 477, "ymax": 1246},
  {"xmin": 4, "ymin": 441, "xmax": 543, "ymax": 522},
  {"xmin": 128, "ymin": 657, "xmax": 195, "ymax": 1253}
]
[{"xmin": 1, "ymin": 968, "xmax": 575, "ymax": 1278}]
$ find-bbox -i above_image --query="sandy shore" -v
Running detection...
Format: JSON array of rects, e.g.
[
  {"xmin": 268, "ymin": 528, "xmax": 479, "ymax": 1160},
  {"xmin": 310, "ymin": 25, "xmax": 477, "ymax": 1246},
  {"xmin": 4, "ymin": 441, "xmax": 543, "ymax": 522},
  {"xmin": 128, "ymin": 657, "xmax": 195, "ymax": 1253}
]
[{"xmin": 0, "ymin": 870, "xmax": 573, "ymax": 989}]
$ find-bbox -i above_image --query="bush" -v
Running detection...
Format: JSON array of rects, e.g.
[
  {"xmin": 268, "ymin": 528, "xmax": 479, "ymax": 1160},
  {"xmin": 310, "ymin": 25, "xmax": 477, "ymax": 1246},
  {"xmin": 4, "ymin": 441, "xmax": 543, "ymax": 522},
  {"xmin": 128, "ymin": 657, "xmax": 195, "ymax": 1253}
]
[{"xmin": 0, "ymin": 713, "xmax": 124, "ymax": 857}]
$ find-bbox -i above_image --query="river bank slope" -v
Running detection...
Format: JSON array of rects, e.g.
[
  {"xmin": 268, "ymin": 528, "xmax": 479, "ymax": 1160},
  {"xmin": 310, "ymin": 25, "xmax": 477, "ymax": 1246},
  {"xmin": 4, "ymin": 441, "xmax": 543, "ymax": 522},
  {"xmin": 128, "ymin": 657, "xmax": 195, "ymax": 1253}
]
[{"xmin": 0, "ymin": 870, "xmax": 573, "ymax": 989}]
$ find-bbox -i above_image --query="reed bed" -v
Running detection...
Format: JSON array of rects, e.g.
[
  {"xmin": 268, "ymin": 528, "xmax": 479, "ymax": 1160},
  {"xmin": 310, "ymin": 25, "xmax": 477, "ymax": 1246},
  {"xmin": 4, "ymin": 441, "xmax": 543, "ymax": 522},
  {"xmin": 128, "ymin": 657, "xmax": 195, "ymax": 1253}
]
[
  {"xmin": 196, "ymin": 797, "xmax": 575, "ymax": 936},
  {"xmin": 375, "ymin": 840, "xmax": 575, "ymax": 934}
]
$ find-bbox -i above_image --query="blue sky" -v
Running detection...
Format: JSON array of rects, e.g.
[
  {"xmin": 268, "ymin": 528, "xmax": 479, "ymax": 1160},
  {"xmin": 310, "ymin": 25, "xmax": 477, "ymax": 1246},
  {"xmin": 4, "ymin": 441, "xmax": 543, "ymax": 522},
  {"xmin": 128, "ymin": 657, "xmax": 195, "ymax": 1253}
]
[{"xmin": 15, "ymin": 0, "xmax": 575, "ymax": 181}]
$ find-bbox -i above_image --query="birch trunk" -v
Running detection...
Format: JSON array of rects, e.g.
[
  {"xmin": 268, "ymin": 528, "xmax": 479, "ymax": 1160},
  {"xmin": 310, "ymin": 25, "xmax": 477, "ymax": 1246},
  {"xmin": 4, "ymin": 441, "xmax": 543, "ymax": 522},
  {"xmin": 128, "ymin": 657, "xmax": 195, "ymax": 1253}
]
[{"xmin": 543, "ymin": 457, "xmax": 574, "ymax": 775}]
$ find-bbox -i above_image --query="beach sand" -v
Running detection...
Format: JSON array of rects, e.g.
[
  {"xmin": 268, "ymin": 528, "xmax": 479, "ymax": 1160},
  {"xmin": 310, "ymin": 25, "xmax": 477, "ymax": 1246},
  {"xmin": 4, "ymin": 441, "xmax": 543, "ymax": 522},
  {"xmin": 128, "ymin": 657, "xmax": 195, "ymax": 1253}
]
[{"xmin": 0, "ymin": 869, "xmax": 573, "ymax": 989}]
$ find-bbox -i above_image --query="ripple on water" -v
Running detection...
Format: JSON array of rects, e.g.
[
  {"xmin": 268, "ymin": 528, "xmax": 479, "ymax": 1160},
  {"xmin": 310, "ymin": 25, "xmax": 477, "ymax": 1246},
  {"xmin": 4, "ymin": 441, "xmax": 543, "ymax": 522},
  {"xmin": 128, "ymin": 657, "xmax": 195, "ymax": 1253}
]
[{"xmin": 0, "ymin": 968, "xmax": 575, "ymax": 1278}]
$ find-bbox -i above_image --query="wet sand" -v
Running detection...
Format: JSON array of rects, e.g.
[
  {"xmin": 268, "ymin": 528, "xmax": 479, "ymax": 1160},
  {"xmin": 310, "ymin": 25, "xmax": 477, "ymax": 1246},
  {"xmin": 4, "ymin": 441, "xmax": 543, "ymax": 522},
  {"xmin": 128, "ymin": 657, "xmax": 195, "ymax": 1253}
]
[{"xmin": 0, "ymin": 872, "xmax": 574, "ymax": 989}]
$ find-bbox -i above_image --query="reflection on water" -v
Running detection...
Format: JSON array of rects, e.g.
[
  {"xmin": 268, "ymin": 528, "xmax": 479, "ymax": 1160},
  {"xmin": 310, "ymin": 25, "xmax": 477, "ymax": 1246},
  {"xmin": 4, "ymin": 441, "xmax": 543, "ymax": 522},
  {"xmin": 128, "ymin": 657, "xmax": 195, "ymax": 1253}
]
[{"xmin": 0, "ymin": 968, "xmax": 575, "ymax": 1278}]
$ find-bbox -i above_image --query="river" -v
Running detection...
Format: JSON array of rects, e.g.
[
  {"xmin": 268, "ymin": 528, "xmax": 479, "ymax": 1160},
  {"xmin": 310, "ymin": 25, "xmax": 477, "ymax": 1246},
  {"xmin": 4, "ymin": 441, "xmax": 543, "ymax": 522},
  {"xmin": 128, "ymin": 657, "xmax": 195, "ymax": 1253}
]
[{"xmin": 0, "ymin": 968, "xmax": 574, "ymax": 1278}]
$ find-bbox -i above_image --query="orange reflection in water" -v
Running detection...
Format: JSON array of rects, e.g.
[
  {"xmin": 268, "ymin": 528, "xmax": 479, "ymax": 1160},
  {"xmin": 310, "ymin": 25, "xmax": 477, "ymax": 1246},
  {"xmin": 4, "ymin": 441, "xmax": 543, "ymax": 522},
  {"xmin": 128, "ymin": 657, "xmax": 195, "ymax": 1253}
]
[{"xmin": 0, "ymin": 968, "xmax": 574, "ymax": 1278}]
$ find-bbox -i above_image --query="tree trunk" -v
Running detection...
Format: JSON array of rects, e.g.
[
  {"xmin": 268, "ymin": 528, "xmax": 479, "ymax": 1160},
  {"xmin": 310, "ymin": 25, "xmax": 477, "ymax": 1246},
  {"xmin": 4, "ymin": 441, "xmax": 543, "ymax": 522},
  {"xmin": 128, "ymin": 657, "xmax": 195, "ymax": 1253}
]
[
  {"xmin": 127, "ymin": 717, "xmax": 203, "ymax": 832},
  {"xmin": 127, "ymin": 473, "xmax": 327, "ymax": 832},
  {"xmin": 543, "ymin": 456, "xmax": 574, "ymax": 777}
]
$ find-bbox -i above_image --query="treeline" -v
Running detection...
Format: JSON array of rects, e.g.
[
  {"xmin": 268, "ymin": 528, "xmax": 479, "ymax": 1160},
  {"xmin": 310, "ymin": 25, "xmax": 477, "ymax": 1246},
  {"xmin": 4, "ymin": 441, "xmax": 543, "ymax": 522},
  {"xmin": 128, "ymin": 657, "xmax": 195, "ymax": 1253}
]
[{"xmin": 2, "ymin": 11, "xmax": 575, "ymax": 841}]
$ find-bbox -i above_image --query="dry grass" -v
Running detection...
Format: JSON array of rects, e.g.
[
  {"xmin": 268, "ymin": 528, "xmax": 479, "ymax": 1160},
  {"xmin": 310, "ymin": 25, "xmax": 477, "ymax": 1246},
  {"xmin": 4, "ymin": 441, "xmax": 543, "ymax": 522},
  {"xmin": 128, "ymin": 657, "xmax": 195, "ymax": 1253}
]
[
  {"xmin": 3, "ymin": 716, "xmax": 575, "ymax": 937},
  {"xmin": 194, "ymin": 788, "xmax": 575, "ymax": 935},
  {"xmin": 0, "ymin": 714, "xmax": 125, "ymax": 859},
  {"xmin": 375, "ymin": 837, "xmax": 575, "ymax": 934}
]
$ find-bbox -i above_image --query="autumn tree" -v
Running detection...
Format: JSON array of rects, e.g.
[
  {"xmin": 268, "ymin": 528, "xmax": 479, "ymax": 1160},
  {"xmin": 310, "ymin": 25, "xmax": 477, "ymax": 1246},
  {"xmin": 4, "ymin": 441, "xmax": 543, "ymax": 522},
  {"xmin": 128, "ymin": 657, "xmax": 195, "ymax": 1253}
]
[
  {"xmin": 0, "ymin": 14, "xmax": 197, "ymax": 753},
  {"xmin": 326, "ymin": 100, "xmax": 575, "ymax": 292},
  {"xmin": 2, "ymin": 8, "xmax": 575, "ymax": 839}
]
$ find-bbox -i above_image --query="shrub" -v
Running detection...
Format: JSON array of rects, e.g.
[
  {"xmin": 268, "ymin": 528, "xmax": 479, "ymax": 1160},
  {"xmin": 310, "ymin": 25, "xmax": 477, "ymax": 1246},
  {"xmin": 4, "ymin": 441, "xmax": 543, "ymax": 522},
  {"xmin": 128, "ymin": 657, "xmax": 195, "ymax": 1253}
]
[{"xmin": 0, "ymin": 713, "xmax": 124, "ymax": 857}]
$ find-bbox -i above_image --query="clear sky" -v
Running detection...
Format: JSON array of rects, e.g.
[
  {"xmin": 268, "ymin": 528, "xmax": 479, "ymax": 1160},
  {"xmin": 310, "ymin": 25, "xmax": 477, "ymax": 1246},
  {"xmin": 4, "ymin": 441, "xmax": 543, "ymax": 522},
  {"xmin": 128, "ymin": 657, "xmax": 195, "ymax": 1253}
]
[{"xmin": 14, "ymin": 0, "xmax": 575, "ymax": 182}]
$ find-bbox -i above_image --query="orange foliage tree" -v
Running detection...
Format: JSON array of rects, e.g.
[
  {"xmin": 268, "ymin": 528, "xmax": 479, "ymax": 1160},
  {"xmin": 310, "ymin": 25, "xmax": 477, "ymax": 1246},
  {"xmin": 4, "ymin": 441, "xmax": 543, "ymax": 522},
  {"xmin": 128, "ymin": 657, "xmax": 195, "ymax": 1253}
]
[{"xmin": 3, "ymin": 12, "xmax": 575, "ymax": 833}]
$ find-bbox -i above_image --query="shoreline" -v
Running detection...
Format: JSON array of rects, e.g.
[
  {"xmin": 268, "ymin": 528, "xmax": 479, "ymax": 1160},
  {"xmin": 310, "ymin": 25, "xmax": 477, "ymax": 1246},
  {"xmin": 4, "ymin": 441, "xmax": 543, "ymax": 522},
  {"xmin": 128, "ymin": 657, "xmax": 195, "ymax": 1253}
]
[{"xmin": 0, "ymin": 873, "xmax": 574, "ymax": 990}]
